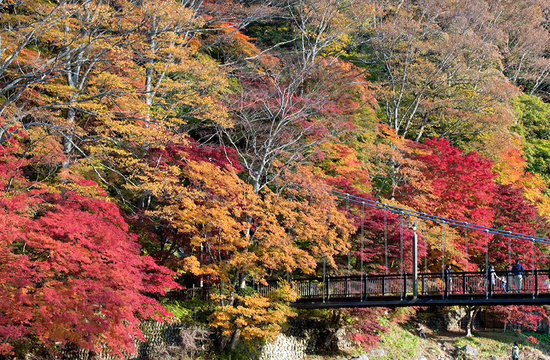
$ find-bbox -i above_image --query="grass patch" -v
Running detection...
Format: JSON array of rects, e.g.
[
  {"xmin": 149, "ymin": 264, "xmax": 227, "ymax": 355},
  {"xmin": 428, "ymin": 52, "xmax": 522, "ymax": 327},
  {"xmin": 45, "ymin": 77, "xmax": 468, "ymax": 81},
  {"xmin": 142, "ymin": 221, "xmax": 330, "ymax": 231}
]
[
  {"xmin": 353, "ymin": 326, "xmax": 550, "ymax": 360},
  {"xmin": 304, "ymin": 324, "xmax": 550, "ymax": 360},
  {"xmin": 375, "ymin": 322, "xmax": 422, "ymax": 359}
]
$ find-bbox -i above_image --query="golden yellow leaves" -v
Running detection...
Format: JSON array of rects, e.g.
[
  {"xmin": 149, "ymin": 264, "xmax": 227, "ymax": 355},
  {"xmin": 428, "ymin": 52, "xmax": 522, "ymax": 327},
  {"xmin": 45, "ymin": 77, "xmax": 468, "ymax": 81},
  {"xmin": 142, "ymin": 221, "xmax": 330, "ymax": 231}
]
[
  {"xmin": 2, "ymin": 0, "xmax": 234, "ymax": 183},
  {"xmin": 210, "ymin": 282, "xmax": 298, "ymax": 341}
]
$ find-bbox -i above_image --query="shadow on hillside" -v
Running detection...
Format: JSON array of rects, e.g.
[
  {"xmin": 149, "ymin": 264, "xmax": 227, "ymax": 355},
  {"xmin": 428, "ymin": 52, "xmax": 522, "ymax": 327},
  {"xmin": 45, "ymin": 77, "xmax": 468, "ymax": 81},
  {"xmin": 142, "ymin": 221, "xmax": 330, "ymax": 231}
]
[{"xmin": 433, "ymin": 329, "xmax": 550, "ymax": 359}]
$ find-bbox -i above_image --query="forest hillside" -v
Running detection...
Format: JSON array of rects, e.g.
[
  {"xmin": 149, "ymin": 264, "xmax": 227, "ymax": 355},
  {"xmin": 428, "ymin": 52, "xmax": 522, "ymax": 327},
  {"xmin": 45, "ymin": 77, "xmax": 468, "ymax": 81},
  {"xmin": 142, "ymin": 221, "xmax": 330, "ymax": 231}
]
[{"xmin": 3, "ymin": 0, "xmax": 550, "ymax": 358}]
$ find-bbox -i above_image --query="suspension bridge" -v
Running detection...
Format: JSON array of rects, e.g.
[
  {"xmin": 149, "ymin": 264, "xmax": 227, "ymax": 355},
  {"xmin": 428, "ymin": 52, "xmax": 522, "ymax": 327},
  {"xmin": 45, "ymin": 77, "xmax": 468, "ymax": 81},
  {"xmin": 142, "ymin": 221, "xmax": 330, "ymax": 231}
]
[
  {"xmin": 262, "ymin": 191, "xmax": 550, "ymax": 308},
  {"xmin": 173, "ymin": 190, "xmax": 550, "ymax": 308},
  {"xmin": 255, "ymin": 269, "xmax": 550, "ymax": 308}
]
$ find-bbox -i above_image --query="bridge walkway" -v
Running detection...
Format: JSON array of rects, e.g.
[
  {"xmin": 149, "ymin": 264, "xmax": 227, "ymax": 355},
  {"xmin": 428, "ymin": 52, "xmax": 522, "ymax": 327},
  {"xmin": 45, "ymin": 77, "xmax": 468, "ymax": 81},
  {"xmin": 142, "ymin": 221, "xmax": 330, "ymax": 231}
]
[{"xmin": 256, "ymin": 270, "xmax": 550, "ymax": 308}]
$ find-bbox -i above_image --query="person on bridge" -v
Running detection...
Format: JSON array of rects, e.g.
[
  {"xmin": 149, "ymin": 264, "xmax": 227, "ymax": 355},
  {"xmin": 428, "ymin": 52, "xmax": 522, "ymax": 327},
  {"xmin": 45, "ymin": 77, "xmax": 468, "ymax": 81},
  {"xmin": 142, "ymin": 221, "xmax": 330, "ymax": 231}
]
[
  {"xmin": 511, "ymin": 259, "xmax": 524, "ymax": 293},
  {"xmin": 499, "ymin": 273, "xmax": 507, "ymax": 293},
  {"xmin": 512, "ymin": 341, "xmax": 519, "ymax": 360},
  {"xmin": 489, "ymin": 264, "xmax": 497, "ymax": 293},
  {"xmin": 444, "ymin": 264, "xmax": 453, "ymax": 293}
]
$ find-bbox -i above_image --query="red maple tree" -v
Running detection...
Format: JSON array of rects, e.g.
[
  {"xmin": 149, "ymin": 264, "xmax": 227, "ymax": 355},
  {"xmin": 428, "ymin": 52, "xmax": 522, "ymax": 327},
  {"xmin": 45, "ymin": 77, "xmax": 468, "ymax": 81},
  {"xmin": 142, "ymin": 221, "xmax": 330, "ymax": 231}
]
[
  {"xmin": 0, "ymin": 140, "xmax": 177, "ymax": 357},
  {"xmin": 490, "ymin": 184, "xmax": 540, "ymax": 268},
  {"xmin": 408, "ymin": 138, "xmax": 497, "ymax": 270}
]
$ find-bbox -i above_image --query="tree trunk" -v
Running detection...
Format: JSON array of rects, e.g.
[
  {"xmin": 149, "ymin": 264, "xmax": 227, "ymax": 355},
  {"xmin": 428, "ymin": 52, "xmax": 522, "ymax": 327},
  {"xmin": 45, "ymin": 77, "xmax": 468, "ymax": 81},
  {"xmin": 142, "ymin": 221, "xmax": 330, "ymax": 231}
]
[
  {"xmin": 62, "ymin": 105, "xmax": 76, "ymax": 168},
  {"xmin": 465, "ymin": 305, "xmax": 480, "ymax": 337},
  {"xmin": 229, "ymin": 328, "xmax": 241, "ymax": 351}
]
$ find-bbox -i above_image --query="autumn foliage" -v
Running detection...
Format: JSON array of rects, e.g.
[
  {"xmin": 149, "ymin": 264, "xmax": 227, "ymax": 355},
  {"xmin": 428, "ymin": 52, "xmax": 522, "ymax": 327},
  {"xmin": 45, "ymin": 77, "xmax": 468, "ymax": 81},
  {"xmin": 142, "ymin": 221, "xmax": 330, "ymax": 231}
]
[
  {"xmin": 0, "ymin": 139, "xmax": 177, "ymax": 356},
  {"xmin": 4, "ymin": 0, "xmax": 550, "ymax": 356}
]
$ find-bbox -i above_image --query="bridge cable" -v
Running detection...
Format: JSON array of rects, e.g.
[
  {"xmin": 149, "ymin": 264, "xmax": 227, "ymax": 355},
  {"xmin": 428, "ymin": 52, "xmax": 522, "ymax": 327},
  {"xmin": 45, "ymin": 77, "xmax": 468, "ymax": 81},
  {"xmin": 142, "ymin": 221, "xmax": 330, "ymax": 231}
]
[
  {"xmin": 532, "ymin": 241, "xmax": 535, "ymax": 272},
  {"xmin": 384, "ymin": 207, "xmax": 388, "ymax": 275},
  {"xmin": 465, "ymin": 227, "xmax": 469, "ymax": 271},
  {"xmin": 508, "ymin": 238, "xmax": 516, "ymax": 266},
  {"xmin": 331, "ymin": 191, "xmax": 550, "ymax": 281},
  {"xmin": 331, "ymin": 191, "xmax": 550, "ymax": 245},
  {"xmin": 441, "ymin": 223, "xmax": 445, "ymax": 280},
  {"xmin": 360, "ymin": 202, "xmax": 365, "ymax": 301},
  {"xmin": 400, "ymin": 211, "xmax": 404, "ymax": 275},
  {"xmin": 346, "ymin": 194, "xmax": 350, "ymax": 279},
  {"xmin": 423, "ymin": 220, "xmax": 428, "ymax": 273},
  {"xmin": 485, "ymin": 230, "xmax": 489, "ymax": 299},
  {"xmin": 322, "ymin": 255, "xmax": 326, "ymax": 303}
]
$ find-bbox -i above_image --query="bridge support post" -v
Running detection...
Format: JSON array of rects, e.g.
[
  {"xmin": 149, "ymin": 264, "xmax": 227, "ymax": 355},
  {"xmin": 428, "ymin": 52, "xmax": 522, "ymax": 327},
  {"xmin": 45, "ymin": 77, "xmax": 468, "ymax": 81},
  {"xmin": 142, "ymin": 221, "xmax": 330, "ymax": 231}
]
[
  {"xmin": 535, "ymin": 269, "xmax": 538, "ymax": 298},
  {"xmin": 322, "ymin": 258, "xmax": 326, "ymax": 303},
  {"xmin": 327, "ymin": 275, "xmax": 330, "ymax": 302},
  {"xmin": 345, "ymin": 277, "xmax": 349, "ymax": 297},
  {"xmin": 422, "ymin": 275, "xmax": 425, "ymax": 295},
  {"xmin": 413, "ymin": 223, "xmax": 418, "ymax": 299},
  {"xmin": 403, "ymin": 273, "xmax": 407, "ymax": 300},
  {"xmin": 364, "ymin": 274, "xmax": 368, "ymax": 301}
]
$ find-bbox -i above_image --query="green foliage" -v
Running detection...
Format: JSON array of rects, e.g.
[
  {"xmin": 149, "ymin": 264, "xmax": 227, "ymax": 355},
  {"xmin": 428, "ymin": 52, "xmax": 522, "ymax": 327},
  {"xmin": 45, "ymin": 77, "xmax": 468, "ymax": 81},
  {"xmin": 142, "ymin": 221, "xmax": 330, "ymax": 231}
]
[
  {"xmin": 161, "ymin": 298, "xmax": 212, "ymax": 324},
  {"xmin": 453, "ymin": 335, "xmax": 477, "ymax": 347},
  {"xmin": 524, "ymin": 140, "xmax": 550, "ymax": 185},
  {"xmin": 512, "ymin": 94, "xmax": 550, "ymax": 141},
  {"xmin": 8, "ymin": 338, "xmax": 49, "ymax": 360},
  {"xmin": 512, "ymin": 94, "xmax": 550, "ymax": 184},
  {"xmin": 525, "ymin": 331, "xmax": 550, "ymax": 342},
  {"xmin": 244, "ymin": 21, "xmax": 296, "ymax": 49}
]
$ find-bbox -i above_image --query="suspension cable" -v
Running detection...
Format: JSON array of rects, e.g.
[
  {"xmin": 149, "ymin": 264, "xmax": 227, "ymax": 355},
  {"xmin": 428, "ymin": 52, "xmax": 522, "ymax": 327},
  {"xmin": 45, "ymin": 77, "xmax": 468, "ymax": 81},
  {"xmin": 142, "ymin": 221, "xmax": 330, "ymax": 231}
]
[
  {"xmin": 332, "ymin": 191, "xmax": 550, "ymax": 245},
  {"xmin": 360, "ymin": 201, "xmax": 365, "ymax": 301},
  {"xmin": 400, "ymin": 211, "xmax": 404, "ymax": 275},
  {"xmin": 384, "ymin": 207, "xmax": 388, "ymax": 275},
  {"xmin": 465, "ymin": 227, "xmax": 468, "ymax": 272},
  {"xmin": 346, "ymin": 194, "xmax": 350, "ymax": 278},
  {"xmin": 485, "ymin": 230, "xmax": 489, "ymax": 299},
  {"xmin": 508, "ymin": 238, "xmax": 512, "ymax": 265},
  {"xmin": 423, "ymin": 220, "xmax": 428, "ymax": 273},
  {"xmin": 441, "ymin": 223, "xmax": 445, "ymax": 279},
  {"xmin": 532, "ymin": 241, "xmax": 535, "ymax": 271}
]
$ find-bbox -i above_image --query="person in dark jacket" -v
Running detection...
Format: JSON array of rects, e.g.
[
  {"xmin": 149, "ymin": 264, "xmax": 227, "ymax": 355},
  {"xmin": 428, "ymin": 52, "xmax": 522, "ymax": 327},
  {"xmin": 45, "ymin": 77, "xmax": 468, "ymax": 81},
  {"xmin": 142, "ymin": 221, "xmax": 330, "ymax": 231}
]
[
  {"xmin": 511, "ymin": 259, "xmax": 524, "ymax": 293},
  {"xmin": 444, "ymin": 264, "xmax": 453, "ymax": 294}
]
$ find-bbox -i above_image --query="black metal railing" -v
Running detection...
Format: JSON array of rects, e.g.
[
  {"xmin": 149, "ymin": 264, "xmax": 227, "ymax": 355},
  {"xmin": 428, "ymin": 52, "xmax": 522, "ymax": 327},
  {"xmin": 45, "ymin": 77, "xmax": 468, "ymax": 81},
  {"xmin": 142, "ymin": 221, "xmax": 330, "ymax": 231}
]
[
  {"xmin": 165, "ymin": 270, "xmax": 550, "ymax": 307},
  {"xmin": 257, "ymin": 269, "xmax": 550, "ymax": 302}
]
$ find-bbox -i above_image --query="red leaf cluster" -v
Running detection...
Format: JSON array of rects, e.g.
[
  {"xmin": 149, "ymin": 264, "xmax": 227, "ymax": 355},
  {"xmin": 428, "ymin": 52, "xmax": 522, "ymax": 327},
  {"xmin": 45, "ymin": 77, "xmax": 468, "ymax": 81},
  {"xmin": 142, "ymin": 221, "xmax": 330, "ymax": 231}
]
[{"xmin": 0, "ymin": 144, "xmax": 177, "ymax": 357}]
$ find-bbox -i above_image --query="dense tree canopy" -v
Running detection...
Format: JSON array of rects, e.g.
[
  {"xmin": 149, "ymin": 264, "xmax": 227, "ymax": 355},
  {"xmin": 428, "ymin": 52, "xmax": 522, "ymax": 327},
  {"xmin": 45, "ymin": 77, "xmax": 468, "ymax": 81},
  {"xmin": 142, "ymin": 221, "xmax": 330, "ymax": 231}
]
[
  {"xmin": 3, "ymin": 0, "xmax": 550, "ymax": 356},
  {"xmin": 0, "ymin": 138, "xmax": 176, "ymax": 357}
]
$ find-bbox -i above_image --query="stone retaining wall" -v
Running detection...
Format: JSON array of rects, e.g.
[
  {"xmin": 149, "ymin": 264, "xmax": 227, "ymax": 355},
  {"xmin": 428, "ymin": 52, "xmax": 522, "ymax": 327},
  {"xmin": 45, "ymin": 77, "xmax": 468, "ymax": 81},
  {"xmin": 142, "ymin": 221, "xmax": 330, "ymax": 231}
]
[
  {"xmin": 61, "ymin": 321, "xmax": 187, "ymax": 360},
  {"xmin": 61, "ymin": 320, "xmax": 358, "ymax": 359},
  {"xmin": 259, "ymin": 334, "xmax": 307, "ymax": 360}
]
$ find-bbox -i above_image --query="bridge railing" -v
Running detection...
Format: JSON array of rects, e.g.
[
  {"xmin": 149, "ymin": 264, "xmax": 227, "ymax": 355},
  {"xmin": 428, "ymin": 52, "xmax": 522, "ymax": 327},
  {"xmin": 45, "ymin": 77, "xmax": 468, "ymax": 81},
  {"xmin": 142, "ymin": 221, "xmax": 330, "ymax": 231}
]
[
  {"xmin": 255, "ymin": 269, "xmax": 550, "ymax": 301},
  {"xmin": 164, "ymin": 269, "xmax": 550, "ymax": 305}
]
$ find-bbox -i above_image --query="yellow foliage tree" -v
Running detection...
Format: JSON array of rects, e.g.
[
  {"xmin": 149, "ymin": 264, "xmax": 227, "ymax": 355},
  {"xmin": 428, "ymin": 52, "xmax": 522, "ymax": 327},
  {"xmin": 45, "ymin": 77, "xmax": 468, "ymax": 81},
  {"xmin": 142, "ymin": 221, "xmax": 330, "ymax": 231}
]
[{"xmin": 130, "ymin": 141, "xmax": 353, "ymax": 348}]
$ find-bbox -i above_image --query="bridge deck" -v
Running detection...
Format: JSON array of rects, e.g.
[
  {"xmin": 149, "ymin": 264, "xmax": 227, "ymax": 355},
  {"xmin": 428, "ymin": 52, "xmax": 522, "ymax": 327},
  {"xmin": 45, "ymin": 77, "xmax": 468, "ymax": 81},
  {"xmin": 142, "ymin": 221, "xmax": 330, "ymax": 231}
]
[{"xmin": 257, "ymin": 270, "xmax": 550, "ymax": 308}]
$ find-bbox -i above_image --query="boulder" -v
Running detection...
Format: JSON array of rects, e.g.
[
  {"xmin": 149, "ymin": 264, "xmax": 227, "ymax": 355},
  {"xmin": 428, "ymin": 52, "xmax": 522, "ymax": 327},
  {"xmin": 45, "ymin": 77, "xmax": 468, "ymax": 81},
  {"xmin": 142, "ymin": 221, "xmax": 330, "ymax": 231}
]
[
  {"xmin": 366, "ymin": 349, "xmax": 387, "ymax": 357},
  {"xmin": 459, "ymin": 344, "xmax": 478, "ymax": 357}
]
